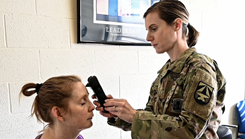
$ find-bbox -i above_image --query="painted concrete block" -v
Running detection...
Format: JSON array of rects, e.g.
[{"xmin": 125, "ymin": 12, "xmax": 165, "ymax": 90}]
[
  {"xmin": 36, "ymin": 0, "xmax": 77, "ymax": 18},
  {"xmin": 0, "ymin": 49, "xmax": 39, "ymax": 82},
  {"xmin": 0, "ymin": 113, "xmax": 43, "ymax": 138},
  {"xmin": 40, "ymin": 49, "xmax": 94, "ymax": 80},
  {"xmin": 0, "ymin": 0, "xmax": 35, "ymax": 14},
  {"xmin": 120, "ymin": 74, "xmax": 156, "ymax": 109},
  {"xmin": 0, "ymin": 83, "xmax": 9, "ymax": 115},
  {"xmin": 189, "ymin": 0, "xmax": 217, "ymax": 10},
  {"xmin": 94, "ymin": 49, "xmax": 138, "ymax": 76},
  {"xmin": 139, "ymin": 49, "xmax": 168, "ymax": 74},
  {"xmin": 5, "ymin": 14, "xmax": 69, "ymax": 48}
]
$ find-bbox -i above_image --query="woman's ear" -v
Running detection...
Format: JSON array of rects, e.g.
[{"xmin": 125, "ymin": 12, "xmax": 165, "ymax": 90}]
[
  {"xmin": 174, "ymin": 18, "xmax": 182, "ymax": 31},
  {"xmin": 51, "ymin": 106, "xmax": 65, "ymax": 122}
]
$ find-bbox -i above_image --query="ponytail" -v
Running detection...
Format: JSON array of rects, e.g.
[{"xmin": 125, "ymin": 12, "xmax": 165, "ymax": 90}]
[
  {"xmin": 187, "ymin": 23, "xmax": 199, "ymax": 47},
  {"xmin": 19, "ymin": 83, "xmax": 41, "ymax": 122},
  {"xmin": 20, "ymin": 83, "xmax": 39, "ymax": 97}
]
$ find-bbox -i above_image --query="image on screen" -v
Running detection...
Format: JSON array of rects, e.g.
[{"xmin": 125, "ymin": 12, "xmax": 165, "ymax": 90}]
[{"xmin": 94, "ymin": 0, "xmax": 158, "ymax": 26}]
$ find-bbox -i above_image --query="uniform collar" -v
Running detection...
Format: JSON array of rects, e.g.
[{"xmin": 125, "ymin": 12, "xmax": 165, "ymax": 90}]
[{"xmin": 158, "ymin": 47, "xmax": 196, "ymax": 74}]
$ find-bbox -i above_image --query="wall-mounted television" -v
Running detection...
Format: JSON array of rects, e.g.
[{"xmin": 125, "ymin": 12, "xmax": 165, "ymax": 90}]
[{"xmin": 77, "ymin": 0, "xmax": 159, "ymax": 46}]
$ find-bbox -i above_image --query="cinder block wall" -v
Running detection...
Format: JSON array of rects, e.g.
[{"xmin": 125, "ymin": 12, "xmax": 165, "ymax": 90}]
[{"xmin": 0, "ymin": 0, "xmax": 244, "ymax": 139}]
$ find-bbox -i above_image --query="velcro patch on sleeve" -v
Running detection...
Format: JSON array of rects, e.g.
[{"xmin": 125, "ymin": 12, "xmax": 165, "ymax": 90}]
[
  {"xmin": 182, "ymin": 68, "xmax": 217, "ymax": 120},
  {"xmin": 194, "ymin": 81, "xmax": 214, "ymax": 105}
]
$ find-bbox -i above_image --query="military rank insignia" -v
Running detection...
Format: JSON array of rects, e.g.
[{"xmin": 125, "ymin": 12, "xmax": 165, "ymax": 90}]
[{"xmin": 194, "ymin": 81, "xmax": 214, "ymax": 105}]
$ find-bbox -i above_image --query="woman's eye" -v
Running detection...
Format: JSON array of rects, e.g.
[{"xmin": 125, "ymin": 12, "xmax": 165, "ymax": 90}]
[
  {"xmin": 81, "ymin": 102, "xmax": 85, "ymax": 105},
  {"xmin": 151, "ymin": 28, "xmax": 157, "ymax": 32}
]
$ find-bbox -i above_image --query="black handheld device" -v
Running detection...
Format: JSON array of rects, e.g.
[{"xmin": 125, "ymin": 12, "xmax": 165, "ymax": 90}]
[{"xmin": 86, "ymin": 76, "xmax": 109, "ymax": 113}]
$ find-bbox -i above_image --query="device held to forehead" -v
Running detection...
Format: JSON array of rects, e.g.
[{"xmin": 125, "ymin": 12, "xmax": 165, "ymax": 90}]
[{"xmin": 86, "ymin": 76, "xmax": 109, "ymax": 113}]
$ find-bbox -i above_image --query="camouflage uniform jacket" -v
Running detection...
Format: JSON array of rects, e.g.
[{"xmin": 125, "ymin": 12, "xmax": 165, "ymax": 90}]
[{"xmin": 108, "ymin": 47, "xmax": 226, "ymax": 139}]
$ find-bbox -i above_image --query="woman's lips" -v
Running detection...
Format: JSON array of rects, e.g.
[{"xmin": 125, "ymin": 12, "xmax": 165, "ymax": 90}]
[
  {"xmin": 152, "ymin": 44, "xmax": 157, "ymax": 48},
  {"xmin": 87, "ymin": 114, "xmax": 94, "ymax": 120},
  {"xmin": 87, "ymin": 117, "xmax": 93, "ymax": 120}
]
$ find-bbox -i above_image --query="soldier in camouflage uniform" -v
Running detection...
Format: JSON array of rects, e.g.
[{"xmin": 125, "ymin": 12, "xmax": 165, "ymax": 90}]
[{"xmin": 93, "ymin": 1, "xmax": 226, "ymax": 139}]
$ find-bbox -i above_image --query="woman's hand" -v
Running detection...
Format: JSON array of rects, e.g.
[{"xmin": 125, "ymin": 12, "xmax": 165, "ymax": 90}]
[
  {"xmin": 104, "ymin": 98, "xmax": 136, "ymax": 123},
  {"xmin": 92, "ymin": 94, "xmax": 116, "ymax": 118}
]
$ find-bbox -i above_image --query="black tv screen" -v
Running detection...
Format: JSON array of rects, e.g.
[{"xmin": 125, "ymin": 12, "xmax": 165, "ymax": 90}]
[{"xmin": 77, "ymin": 0, "xmax": 159, "ymax": 45}]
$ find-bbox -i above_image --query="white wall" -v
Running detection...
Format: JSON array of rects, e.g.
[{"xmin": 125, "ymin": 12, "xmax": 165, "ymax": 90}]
[{"xmin": 0, "ymin": 0, "xmax": 244, "ymax": 139}]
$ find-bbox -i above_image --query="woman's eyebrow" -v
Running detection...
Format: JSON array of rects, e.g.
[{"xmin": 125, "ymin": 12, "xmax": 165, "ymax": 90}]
[{"xmin": 78, "ymin": 93, "xmax": 88, "ymax": 101}]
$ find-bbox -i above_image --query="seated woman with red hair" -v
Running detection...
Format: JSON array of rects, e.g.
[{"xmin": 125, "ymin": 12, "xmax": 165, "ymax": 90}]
[{"xmin": 20, "ymin": 75, "xmax": 95, "ymax": 139}]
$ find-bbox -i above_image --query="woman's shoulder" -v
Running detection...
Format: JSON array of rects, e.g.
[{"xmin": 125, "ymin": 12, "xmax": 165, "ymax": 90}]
[
  {"xmin": 190, "ymin": 51, "xmax": 212, "ymax": 62},
  {"xmin": 35, "ymin": 134, "xmax": 84, "ymax": 139},
  {"xmin": 77, "ymin": 134, "xmax": 84, "ymax": 139},
  {"xmin": 188, "ymin": 52, "xmax": 214, "ymax": 65},
  {"xmin": 187, "ymin": 51, "xmax": 217, "ymax": 73}
]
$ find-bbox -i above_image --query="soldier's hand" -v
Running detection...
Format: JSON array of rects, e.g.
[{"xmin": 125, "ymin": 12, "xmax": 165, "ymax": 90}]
[
  {"xmin": 92, "ymin": 94, "xmax": 116, "ymax": 118},
  {"xmin": 104, "ymin": 98, "xmax": 136, "ymax": 123}
]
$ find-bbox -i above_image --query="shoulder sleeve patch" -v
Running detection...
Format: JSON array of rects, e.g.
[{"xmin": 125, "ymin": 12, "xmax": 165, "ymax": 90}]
[
  {"xmin": 182, "ymin": 68, "xmax": 217, "ymax": 120},
  {"xmin": 194, "ymin": 81, "xmax": 214, "ymax": 105}
]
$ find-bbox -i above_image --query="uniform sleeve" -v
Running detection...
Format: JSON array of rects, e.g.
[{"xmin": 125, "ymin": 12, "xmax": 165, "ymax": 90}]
[
  {"xmin": 131, "ymin": 62, "xmax": 218, "ymax": 139},
  {"xmin": 205, "ymin": 60, "xmax": 226, "ymax": 139},
  {"xmin": 107, "ymin": 117, "xmax": 132, "ymax": 131},
  {"xmin": 213, "ymin": 60, "xmax": 226, "ymax": 106}
]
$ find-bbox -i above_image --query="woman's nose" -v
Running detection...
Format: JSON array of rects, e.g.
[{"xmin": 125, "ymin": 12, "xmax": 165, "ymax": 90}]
[
  {"xmin": 89, "ymin": 100, "xmax": 95, "ymax": 111},
  {"xmin": 146, "ymin": 34, "xmax": 153, "ymax": 42}
]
